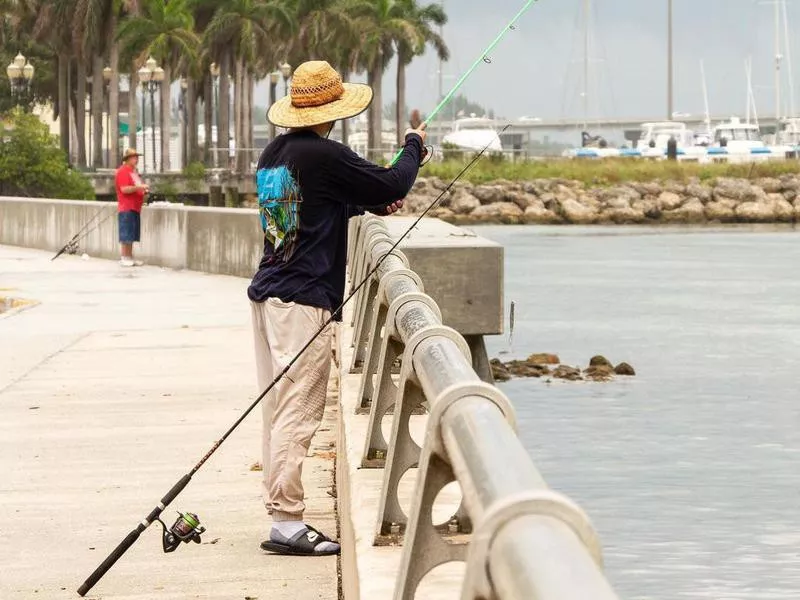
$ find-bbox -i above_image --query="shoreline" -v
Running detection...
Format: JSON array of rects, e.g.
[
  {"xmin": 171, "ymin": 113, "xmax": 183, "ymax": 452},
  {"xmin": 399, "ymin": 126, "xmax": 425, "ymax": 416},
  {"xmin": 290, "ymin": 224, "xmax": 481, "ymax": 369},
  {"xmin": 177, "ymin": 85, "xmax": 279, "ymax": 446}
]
[{"xmin": 399, "ymin": 175, "xmax": 800, "ymax": 226}]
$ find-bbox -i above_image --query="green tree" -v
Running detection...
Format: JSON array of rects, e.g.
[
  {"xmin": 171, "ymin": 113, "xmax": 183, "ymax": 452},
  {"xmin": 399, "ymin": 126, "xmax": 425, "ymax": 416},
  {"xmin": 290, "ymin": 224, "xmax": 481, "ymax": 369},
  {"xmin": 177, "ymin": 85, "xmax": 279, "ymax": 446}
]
[
  {"xmin": 0, "ymin": 109, "xmax": 94, "ymax": 199},
  {"xmin": 118, "ymin": 0, "xmax": 200, "ymax": 171},
  {"xmin": 392, "ymin": 0, "xmax": 447, "ymax": 145}
]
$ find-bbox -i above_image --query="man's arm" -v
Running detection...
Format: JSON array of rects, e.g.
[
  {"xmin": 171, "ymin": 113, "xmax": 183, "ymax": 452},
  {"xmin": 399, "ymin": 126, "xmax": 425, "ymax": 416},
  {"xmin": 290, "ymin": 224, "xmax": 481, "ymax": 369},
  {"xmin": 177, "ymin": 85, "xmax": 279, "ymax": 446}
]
[{"xmin": 328, "ymin": 132, "xmax": 424, "ymax": 208}]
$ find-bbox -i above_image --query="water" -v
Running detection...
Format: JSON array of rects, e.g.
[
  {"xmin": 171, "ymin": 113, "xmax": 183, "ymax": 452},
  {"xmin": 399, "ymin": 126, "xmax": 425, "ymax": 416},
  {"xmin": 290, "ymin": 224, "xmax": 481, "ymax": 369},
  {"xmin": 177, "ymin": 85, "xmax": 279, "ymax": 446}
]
[{"xmin": 474, "ymin": 225, "xmax": 800, "ymax": 600}]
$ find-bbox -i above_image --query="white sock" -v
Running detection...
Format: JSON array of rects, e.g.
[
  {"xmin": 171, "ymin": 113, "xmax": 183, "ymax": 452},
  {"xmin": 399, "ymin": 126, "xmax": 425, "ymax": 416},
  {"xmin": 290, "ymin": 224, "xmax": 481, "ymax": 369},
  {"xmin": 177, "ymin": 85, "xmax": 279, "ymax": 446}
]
[
  {"xmin": 270, "ymin": 521, "xmax": 339, "ymax": 553},
  {"xmin": 271, "ymin": 520, "xmax": 306, "ymax": 540}
]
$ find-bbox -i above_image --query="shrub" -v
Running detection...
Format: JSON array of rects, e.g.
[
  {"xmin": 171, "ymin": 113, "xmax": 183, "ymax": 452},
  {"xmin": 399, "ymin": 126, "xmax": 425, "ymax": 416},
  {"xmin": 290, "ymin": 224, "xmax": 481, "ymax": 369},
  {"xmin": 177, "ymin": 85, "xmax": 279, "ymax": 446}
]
[{"xmin": 0, "ymin": 108, "xmax": 94, "ymax": 199}]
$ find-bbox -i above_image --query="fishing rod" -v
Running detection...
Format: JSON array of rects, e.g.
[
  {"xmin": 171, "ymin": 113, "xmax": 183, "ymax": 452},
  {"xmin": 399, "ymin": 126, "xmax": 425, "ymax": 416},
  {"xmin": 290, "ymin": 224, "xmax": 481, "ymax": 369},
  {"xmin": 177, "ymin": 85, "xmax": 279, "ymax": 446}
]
[
  {"xmin": 389, "ymin": 0, "xmax": 536, "ymax": 166},
  {"xmin": 76, "ymin": 126, "xmax": 511, "ymax": 597},
  {"xmin": 51, "ymin": 204, "xmax": 115, "ymax": 261}
]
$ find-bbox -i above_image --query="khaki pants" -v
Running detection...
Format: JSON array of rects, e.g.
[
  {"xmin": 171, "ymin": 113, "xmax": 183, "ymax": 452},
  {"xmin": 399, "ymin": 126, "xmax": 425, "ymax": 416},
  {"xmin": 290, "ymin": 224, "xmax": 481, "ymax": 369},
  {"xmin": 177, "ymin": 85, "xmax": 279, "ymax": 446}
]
[{"xmin": 251, "ymin": 298, "xmax": 332, "ymax": 522}]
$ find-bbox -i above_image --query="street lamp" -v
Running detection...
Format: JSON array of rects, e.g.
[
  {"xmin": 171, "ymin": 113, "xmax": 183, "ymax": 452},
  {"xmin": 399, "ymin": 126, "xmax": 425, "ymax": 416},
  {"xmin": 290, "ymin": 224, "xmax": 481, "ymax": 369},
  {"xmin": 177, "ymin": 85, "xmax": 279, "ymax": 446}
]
[
  {"xmin": 210, "ymin": 62, "xmax": 220, "ymax": 167},
  {"xmin": 103, "ymin": 66, "xmax": 112, "ymax": 167},
  {"xmin": 138, "ymin": 56, "xmax": 164, "ymax": 172},
  {"xmin": 280, "ymin": 62, "xmax": 292, "ymax": 97},
  {"xmin": 6, "ymin": 52, "xmax": 34, "ymax": 108},
  {"xmin": 180, "ymin": 76, "xmax": 188, "ymax": 168},
  {"xmin": 269, "ymin": 71, "xmax": 280, "ymax": 141}
]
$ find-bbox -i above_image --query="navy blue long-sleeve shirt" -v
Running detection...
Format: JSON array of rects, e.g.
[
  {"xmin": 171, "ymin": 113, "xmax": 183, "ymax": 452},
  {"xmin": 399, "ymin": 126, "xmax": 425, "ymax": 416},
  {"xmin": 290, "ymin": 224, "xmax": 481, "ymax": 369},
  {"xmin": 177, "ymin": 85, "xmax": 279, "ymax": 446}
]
[{"xmin": 247, "ymin": 130, "xmax": 423, "ymax": 319}]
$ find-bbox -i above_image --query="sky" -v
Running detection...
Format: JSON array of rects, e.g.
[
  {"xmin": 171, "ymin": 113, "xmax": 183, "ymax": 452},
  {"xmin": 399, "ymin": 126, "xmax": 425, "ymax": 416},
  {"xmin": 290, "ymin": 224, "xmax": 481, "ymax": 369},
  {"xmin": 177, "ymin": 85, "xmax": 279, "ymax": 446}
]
[{"xmin": 257, "ymin": 0, "xmax": 800, "ymax": 124}]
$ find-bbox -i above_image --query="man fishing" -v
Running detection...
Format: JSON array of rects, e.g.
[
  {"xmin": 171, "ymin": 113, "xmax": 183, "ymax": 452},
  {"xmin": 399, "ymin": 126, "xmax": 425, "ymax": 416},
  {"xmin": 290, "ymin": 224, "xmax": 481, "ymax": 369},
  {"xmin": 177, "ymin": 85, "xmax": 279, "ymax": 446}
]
[
  {"xmin": 115, "ymin": 148, "xmax": 149, "ymax": 267},
  {"xmin": 249, "ymin": 60, "xmax": 426, "ymax": 556}
]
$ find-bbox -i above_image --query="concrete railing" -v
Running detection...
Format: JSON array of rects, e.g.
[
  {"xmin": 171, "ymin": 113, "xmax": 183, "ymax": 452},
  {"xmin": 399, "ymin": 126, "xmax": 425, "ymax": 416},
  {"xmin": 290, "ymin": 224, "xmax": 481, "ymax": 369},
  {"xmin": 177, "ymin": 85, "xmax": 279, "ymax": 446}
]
[{"xmin": 347, "ymin": 213, "xmax": 620, "ymax": 600}]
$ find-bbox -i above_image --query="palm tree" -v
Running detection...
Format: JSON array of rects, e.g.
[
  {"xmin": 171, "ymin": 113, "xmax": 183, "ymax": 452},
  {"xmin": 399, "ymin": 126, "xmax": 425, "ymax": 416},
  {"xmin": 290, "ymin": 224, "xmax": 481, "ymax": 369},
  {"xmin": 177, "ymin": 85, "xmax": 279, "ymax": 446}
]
[
  {"xmin": 118, "ymin": 0, "xmax": 199, "ymax": 171},
  {"xmin": 356, "ymin": 0, "xmax": 429, "ymax": 159},
  {"xmin": 202, "ymin": 0, "xmax": 294, "ymax": 173},
  {"xmin": 392, "ymin": 0, "xmax": 447, "ymax": 145}
]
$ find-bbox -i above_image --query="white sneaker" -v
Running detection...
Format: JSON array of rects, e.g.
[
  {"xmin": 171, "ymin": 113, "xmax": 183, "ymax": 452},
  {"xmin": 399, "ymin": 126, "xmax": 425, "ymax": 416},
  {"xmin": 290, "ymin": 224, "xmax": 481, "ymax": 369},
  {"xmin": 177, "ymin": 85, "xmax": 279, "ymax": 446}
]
[
  {"xmin": 133, "ymin": 260, "xmax": 144, "ymax": 267},
  {"xmin": 119, "ymin": 258, "xmax": 135, "ymax": 267}
]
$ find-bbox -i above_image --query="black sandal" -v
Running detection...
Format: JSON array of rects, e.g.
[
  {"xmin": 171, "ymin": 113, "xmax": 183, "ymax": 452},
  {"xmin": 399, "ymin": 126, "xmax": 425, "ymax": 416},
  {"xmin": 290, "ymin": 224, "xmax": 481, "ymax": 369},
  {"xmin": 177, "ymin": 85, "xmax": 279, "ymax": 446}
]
[{"xmin": 260, "ymin": 525, "xmax": 340, "ymax": 556}]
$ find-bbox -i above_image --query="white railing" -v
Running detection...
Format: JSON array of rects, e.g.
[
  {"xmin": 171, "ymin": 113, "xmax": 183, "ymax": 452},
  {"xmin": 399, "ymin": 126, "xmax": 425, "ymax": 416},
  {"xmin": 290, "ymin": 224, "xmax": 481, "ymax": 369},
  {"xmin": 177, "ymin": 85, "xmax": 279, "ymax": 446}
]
[{"xmin": 346, "ymin": 214, "xmax": 620, "ymax": 600}]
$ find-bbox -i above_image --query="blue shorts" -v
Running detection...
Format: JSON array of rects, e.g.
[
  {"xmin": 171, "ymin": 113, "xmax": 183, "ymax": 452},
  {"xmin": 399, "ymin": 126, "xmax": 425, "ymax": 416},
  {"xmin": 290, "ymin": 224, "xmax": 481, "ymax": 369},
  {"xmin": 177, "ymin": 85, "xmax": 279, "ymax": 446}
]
[{"xmin": 118, "ymin": 210, "xmax": 141, "ymax": 243}]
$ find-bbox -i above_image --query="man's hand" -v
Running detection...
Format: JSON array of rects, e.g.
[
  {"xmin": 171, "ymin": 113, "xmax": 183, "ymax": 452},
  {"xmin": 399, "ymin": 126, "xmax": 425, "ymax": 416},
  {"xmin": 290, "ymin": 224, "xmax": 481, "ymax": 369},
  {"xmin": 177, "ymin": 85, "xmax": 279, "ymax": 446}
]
[
  {"xmin": 384, "ymin": 199, "xmax": 404, "ymax": 215},
  {"xmin": 138, "ymin": 184, "xmax": 150, "ymax": 194},
  {"xmin": 404, "ymin": 121, "xmax": 427, "ymax": 145}
]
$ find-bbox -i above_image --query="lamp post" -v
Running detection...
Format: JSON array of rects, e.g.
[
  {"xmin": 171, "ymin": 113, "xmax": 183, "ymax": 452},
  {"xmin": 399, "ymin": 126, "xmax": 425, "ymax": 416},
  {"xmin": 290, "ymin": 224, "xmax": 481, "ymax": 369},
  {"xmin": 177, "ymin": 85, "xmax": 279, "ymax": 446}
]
[
  {"xmin": 6, "ymin": 53, "xmax": 34, "ymax": 108},
  {"xmin": 180, "ymin": 76, "xmax": 188, "ymax": 168},
  {"xmin": 210, "ymin": 62, "xmax": 220, "ymax": 167},
  {"xmin": 103, "ymin": 66, "xmax": 112, "ymax": 167},
  {"xmin": 138, "ymin": 56, "xmax": 164, "ymax": 172},
  {"xmin": 280, "ymin": 62, "xmax": 292, "ymax": 97},
  {"xmin": 269, "ymin": 71, "xmax": 279, "ymax": 141}
]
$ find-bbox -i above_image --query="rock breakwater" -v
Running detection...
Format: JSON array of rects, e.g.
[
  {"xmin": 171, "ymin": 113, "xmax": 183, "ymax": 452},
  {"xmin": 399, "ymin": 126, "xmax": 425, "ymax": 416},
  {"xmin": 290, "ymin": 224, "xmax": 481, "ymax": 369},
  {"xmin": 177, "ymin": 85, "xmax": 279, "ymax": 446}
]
[{"xmin": 401, "ymin": 175, "xmax": 800, "ymax": 225}]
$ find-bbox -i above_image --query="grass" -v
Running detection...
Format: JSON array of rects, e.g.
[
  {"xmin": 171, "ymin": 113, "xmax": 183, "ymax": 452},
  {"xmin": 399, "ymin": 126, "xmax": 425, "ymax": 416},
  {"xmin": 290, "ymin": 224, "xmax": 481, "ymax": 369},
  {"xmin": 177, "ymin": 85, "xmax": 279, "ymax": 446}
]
[{"xmin": 422, "ymin": 157, "xmax": 800, "ymax": 186}]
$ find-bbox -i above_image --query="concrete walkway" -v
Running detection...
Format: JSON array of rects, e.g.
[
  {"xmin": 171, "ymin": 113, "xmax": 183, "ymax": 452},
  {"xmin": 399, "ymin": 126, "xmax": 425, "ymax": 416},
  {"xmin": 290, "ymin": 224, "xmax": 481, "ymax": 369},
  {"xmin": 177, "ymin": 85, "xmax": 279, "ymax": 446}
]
[{"xmin": 0, "ymin": 246, "xmax": 338, "ymax": 600}]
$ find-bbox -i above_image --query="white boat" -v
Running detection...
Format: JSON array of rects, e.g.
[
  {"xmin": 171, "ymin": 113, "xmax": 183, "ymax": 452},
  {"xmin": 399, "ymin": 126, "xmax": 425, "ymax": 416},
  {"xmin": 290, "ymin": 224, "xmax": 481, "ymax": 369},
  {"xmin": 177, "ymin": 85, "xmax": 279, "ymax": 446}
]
[
  {"xmin": 711, "ymin": 117, "xmax": 765, "ymax": 150},
  {"xmin": 441, "ymin": 116, "xmax": 503, "ymax": 152},
  {"xmin": 776, "ymin": 117, "xmax": 800, "ymax": 146},
  {"xmin": 636, "ymin": 121, "xmax": 707, "ymax": 160}
]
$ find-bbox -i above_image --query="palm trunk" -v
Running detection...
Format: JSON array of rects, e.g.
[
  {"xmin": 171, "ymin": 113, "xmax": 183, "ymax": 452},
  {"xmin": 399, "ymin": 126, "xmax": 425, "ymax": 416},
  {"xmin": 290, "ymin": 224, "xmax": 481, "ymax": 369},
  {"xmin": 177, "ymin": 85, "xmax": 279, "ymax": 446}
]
[
  {"xmin": 76, "ymin": 60, "xmax": 87, "ymax": 168},
  {"xmin": 218, "ymin": 51, "xmax": 230, "ymax": 169},
  {"xmin": 109, "ymin": 35, "xmax": 120, "ymax": 167},
  {"xmin": 340, "ymin": 68, "xmax": 350, "ymax": 146},
  {"xmin": 92, "ymin": 56, "xmax": 104, "ymax": 167},
  {"xmin": 396, "ymin": 59, "xmax": 407, "ymax": 147},
  {"xmin": 233, "ymin": 56, "xmax": 242, "ymax": 172},
  {"xmin": 160, "ymin": 63, "xmax": 171, "ymax": 172},
  {"xmin": 203, "ymin": 75, "xmax": 212, "ymax": 165},
  {"xmin": 58, "ymin": 55, "xmax": 70, "ymax": 160},
  {"xmin": 246, "ymin": 70, "xmax": 254, "ymax": 171},
  {"xmin": 187, "ymin": 79, "xmax": 198, "ymax": 164},
  {"xmin": 368, "ymin": 63, "xmax": 383, "ymax": 162},
  {"xmin": 128, "ymin": 60, "xmax": 138, "ymax": 150}
]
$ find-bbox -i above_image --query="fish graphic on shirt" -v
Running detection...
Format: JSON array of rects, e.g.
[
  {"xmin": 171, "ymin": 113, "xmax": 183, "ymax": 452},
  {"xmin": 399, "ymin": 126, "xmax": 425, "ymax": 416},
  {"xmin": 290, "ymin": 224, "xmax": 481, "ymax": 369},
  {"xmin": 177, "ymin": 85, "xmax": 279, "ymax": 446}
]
[{"xmin": 256, "ymin": 166, "xmax": 302, "ymax": 261}]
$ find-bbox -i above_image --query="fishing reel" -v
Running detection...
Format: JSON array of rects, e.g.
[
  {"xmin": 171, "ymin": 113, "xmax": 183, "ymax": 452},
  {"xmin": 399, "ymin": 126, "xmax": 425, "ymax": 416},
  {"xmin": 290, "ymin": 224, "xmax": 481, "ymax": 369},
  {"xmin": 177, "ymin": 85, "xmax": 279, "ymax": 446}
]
[{"xmin": 156, "ymin": 511, "xmax": 206, "ymax": 553}]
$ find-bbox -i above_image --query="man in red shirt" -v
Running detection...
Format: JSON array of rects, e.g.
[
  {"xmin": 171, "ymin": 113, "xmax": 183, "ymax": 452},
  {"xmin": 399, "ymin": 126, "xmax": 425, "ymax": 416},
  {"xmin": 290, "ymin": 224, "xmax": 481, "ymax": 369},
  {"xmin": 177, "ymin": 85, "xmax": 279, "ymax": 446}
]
[{"xmin": 115, "ymin": 148, "xmax": 149, "ymax": 267}]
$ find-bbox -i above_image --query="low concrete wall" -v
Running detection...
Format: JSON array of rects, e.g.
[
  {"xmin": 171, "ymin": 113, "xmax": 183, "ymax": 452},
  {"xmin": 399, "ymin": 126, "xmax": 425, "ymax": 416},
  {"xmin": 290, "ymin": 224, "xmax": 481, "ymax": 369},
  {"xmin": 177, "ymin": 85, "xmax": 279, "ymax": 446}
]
[
  {"xmin": 0, "ymin": 197, "xmax": 503, "ymax": 336},
  {"xmin": 0, "ymin": 197, "xmax": 260, "ymax": 277}
]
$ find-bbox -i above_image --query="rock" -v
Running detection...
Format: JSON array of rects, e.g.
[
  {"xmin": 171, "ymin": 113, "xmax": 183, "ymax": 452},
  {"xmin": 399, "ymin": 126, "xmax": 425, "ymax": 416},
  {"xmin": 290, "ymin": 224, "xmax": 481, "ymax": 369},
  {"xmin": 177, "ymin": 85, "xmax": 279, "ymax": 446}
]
[
  {"xmin": 472, "ymin": 184, "xmax": 507, "ymax": 205},
  {"xmin": 663, "ymin": 181, "xmax": 686, "ymax": 195},
  {"xmin": 427, "ymin": 177, "xmax": 448, "ymax": 191},
  {"xmin": 704, "ymin": 198, "xmax": 738, "ymax": 222},
  {"xmin": 523, "ymin": 202, "xmax": 562, "ymax": 224},
  {"xmin": 735, "ymin": 201, "xmax": 776, "ymax": 222},
  {"xmin": 584, "ymin": 365, "xmax": 615, "ymax": 381},
  {"xmin": 470, "ymin": 202, "xmax": 524, "ymax": 224},
  {"xmin": 558, "ymin": 198, "xmax": 599, "ymax": 224},
  {"xmin": 779, "ymin": 175, "xmax": 800, "ymax": 192},
  {"xmin": 756, "ymin": 177, "xmax": 783, "ymax": 194},
  {"xmin": 602, "ymin": 206, "xmax": 647, "ymax": 224},
  {"xmin": 794, "ymin": 197, "xmax": 800, "ymax": 219},
  {"xmin": 589, "ymin": 355, "xmax": 612, "ymax": 367},
  {"xmin": 490, "ymin": 359, "xmax": 511, "ymax": 382},
  {"xmin": 449, "ymin": 189, "xmax": 481, "ymax": 214},
  {"xmin": 614, "ymin": 362, "xmax": 636, "ymax": 376},
  {"xmin": 714, "ymin": 177, "xmax": 755, "ymax": 202},
  {"xmin": 552, "ymin": 365, "xmax": 582, "ymax": 381},
  {"xmin": 554, "ymin": 183, "xmax": 578, "ymax": 202},
  {"xmin": 783, "ymin": 189, "xmax": 797, "ymax": 202},
  {"xmin": 528, "ymin": 353, "xmax": 560, "ymax": 365},
  {"xmin": 429, "ymin": 207, "xmax": 455, "ymax": 221},
  {"xmin": 506, "ymin": 361, "xmax": 551, "ymax": 378},
  {"xmin": 662, "ymin": 198, "xmax": 706, "ymax": 224},
  {"xmin": 507, "ymin": 190, "xmax": 537, "ymax": 210},
  {"xmin": 403, "ymin": 193, "xmax": 437, "ymax": 214},
  {"xmin": 657, "ymin": 191, "xmax": 684, "ymax": 211},
  {"xmin": 631, "ymin": 181, "xmax": 662, "ymax": 196},
  {"xmin": 767, "ymin": 193, "xmax": 795, "ymax": 222},
  {"xmin": 632, "ymin": 198, "xmax": 661, "ymax": 220},
  {"xmin": 685, "ymin": 182, "xmax": 713, "ymax": 203}
]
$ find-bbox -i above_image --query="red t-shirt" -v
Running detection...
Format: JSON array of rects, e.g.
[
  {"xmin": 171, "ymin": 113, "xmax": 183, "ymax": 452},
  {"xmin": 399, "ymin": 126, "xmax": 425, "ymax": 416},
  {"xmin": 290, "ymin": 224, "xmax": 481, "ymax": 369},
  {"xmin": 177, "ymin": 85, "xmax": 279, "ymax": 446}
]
[{"xmin": 115, "ymin": 164, "xmax": 145, "ymax": 213}]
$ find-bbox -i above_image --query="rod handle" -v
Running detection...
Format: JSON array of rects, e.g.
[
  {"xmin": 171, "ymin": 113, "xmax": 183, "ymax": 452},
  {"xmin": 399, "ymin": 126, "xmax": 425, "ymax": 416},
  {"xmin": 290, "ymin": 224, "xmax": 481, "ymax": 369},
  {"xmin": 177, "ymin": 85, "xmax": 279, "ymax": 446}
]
[{"xmin": 77, "ymin": 529, "xmax": 141, "ymax": 596}]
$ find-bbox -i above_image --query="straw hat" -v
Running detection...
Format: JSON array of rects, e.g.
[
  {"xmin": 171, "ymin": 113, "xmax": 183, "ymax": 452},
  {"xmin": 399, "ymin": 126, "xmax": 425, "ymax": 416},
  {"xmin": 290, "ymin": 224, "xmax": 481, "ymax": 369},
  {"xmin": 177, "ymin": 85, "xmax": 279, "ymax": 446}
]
[
  {"xmin": 122, "ymin": 148, "xmax": 141, "ymax": 161},
  {"xmin": 267, "ymin": 61, "xmax": 373, "ymax": 128}
]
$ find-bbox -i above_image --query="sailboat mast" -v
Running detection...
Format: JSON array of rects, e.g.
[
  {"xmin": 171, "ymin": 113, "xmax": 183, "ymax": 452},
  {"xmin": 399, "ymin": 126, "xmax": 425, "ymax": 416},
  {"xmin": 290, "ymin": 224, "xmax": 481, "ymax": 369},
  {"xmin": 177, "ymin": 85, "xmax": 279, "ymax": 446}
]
[
  {"xmin": 781, "ymin": 0, "xmax": 795, "ymax": 117},
  {"xmin": 668, "ymin": 0, "xmax": 674, "ymax": 120},
  {"xmin": 700, "ymin": 59, "xmax": 711, "ymax": 133},
  {"xmin": 438, "ymin": 0, "xmax": 444, "ymax": 103},
  {"xmin": 583, "ymin": 0, "xmax": 589, "ymax": 130},
  {"xmin": 775, "ymin": 0, "xmax": 782, "ymax": 121}
]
